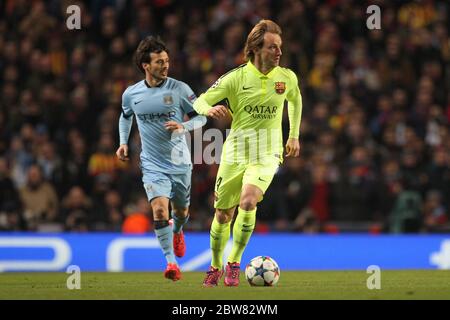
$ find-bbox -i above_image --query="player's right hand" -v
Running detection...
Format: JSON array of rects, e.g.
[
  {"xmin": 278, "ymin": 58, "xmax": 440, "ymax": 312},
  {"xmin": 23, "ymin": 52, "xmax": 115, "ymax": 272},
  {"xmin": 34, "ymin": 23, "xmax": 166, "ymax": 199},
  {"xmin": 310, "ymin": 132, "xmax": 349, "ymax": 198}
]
[
  {"xmin": 285, "ymin": 138, "xmax": 300, "ymax": 157},
  {"xmin": 116, "ymin": 144, "xmax": 129, "ymax": 161},
  {"xmin": 206, "ymin": 105, "xmax": 229, "ymax": 119}
]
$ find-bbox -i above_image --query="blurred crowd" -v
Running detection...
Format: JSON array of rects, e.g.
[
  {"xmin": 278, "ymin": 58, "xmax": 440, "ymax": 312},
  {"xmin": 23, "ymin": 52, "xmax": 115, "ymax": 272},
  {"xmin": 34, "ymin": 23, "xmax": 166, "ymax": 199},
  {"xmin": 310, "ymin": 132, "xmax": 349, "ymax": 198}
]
[{"xmin": 0, "ymin": 0, "xmax": 449, "ymax": 233}]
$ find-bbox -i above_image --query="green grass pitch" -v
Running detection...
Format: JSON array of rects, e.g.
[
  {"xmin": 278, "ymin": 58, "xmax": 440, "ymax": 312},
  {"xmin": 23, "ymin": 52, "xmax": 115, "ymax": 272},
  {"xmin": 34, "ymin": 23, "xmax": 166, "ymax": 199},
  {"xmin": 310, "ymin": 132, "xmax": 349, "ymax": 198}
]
[{"xmin": 1, "ymin": 270, "xmax": 449, "ymax": 300}]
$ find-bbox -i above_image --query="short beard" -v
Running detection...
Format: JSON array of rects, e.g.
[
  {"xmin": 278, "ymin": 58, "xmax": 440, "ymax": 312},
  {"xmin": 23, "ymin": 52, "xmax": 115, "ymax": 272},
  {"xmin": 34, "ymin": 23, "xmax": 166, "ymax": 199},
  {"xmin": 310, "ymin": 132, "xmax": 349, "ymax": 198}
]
[
  {"xmin": 262, "ymin": 60, "xmax": 276, "ymax": 72},
  {"xmin": 151, "ymin": 72, "xmax": 166, "ymax": 82}
]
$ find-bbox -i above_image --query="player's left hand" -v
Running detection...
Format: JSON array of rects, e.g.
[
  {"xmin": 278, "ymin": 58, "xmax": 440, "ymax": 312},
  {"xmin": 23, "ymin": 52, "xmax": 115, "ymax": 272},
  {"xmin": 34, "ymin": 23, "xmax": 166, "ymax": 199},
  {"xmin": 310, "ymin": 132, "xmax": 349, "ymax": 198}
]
[
  {"xmin": 285, "ymin": 138, "xmax": 300, "ymax": 157},
  {"xmin": 164, "ymin": 121, "xmax": 185, "ymax": 133}
]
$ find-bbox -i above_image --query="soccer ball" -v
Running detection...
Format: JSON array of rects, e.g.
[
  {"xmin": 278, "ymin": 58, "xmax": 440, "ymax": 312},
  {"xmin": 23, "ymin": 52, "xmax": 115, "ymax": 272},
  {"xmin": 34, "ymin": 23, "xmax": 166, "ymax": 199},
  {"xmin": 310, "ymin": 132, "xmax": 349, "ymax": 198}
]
[{"xmin": 245, "ymin": 256, "xmax": 280, "ymax": 286}]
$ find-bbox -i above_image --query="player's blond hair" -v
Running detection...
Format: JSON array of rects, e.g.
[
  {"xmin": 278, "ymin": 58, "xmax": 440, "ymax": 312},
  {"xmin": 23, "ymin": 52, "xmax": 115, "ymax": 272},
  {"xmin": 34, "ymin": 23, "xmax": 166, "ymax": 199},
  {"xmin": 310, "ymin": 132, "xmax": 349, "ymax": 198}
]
[{"xmin": 244, "ymin": 19, "xmax": 282, "ymax": 62}]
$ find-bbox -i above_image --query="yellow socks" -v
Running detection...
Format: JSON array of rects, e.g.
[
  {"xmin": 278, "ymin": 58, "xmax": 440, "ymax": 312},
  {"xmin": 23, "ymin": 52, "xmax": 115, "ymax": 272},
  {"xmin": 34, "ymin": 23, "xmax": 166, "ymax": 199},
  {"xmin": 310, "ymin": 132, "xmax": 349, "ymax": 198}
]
[
  {"xmin": 227, "ymin": 207, "xmax": 256, "ymax": 264},
  {"xmin": 210, "ymin": 216, "xmax": 231, "ymax": 269}
]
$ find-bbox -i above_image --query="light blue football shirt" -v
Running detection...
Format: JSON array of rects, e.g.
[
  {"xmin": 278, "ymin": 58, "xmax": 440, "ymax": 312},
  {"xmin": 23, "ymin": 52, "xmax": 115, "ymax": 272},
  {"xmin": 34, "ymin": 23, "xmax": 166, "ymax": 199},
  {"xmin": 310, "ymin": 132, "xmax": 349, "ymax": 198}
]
[{"xmin": 119, "ymin": 77, "xmax": 205, "ymax": 174}]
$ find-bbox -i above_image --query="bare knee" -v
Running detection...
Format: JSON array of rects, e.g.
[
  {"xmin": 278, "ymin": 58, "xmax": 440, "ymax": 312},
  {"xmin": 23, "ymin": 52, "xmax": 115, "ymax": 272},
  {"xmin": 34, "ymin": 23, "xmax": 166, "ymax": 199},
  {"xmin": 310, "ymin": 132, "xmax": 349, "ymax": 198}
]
[
  {"xmin": 152, "ymin": 205, "xmax": 169, "ymax": 220},
  {"xmin": 215, "ymin": 208, "xmax": 235, "ymax": 224},
  {"xmin": 151, "ymin": 199, "xmax": 169, "ymax": 220},
  {"xmin": 239, "ymin": 195, "xmax": 258, "ymax": 211},
  {"xmin": 239, "ymin": 185, "xmax": 262, "ymax": 211},
  {"xmin": 172, "ymin": 207, "xmax": 188, "ymax": 218}
]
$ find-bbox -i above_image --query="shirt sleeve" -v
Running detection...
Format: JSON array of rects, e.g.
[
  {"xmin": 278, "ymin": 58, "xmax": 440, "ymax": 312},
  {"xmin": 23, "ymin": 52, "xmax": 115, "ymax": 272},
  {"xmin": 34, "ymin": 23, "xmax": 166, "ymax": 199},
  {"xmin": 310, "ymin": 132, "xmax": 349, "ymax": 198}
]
[
  {"xmin": 121, "ymin": 88, "xmax": 134, "ymax": 118},
  {"xmin": 193, "ymin": 73, "xmax": 234, "ymax": 115},
  {"xmin": 179, "ymin": 81, "xmax": 199, "ymax": 118},
  {"xmin": 176, "ymin": 81, "xmax": 207, "ymax": 132},
  {"xmin": 286, "ymin": 70, "xmax": 303, "ymax": 139},
  {"xmin": 119, "ymin": 89, "xmax": 134, "ymax": 145}
]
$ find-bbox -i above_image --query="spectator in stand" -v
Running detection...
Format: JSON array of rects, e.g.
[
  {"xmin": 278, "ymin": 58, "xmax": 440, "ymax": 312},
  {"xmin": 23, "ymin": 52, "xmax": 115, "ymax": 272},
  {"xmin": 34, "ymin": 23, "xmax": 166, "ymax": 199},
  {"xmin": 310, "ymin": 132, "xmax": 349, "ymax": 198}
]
[
  {"xmin": 93, "ymin": 189, "xmax": 124, "ymax": 231},
  {"xmin": 19, "ymin": 164, "xmax": 59, "ymax": 230},
  {"xmin": 0, "ymin": 156, "xmax": 25, "ymax": 230},
  {"xmin": 60, "ymin": 186, "xmax": 93, "ymax": 232},
  {"xmin": 423, "ymin": 190, "xmax": 448, "ymax": 232},
  {"xmin": 88, "ymin": 133, "xmax": 127, "ymax": 199},
  {"xmin": 331, "ymin": 146, "xmax": 377, "ymax": 222},
  {"xmin": 122, "ymin": 196, "xmax": 152, "ymax": 234}
]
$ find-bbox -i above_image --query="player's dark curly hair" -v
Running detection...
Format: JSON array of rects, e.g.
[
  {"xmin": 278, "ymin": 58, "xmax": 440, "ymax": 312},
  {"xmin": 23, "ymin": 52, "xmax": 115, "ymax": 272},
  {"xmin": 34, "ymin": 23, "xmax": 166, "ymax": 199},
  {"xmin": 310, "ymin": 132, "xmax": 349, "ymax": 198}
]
[{"xmin": 134, "ymin": 36, "xmax": 169, "ymax": 74}]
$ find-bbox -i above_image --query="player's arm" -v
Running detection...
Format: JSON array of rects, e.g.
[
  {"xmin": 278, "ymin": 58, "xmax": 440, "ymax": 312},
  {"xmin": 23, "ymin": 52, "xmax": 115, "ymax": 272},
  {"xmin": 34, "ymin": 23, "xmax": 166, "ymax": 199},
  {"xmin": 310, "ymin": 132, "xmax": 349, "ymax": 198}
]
[
  {"xmin": 164, "ymin": 112, "xmax": 207, "ymax": 133},
  {"xmin": 193, "ymin": 73, "xmax": 233, "ymax": 119},
  {"xmin": 285, "ymin": 70, "xmax": 303, "ymax": 157},
  {"xmin": 117, "ymin": 89, "xmax": 134, "ymax": 161},
  {"xmin": 165, "ymin": 82, "xmax": 207, "ymax": 133}
]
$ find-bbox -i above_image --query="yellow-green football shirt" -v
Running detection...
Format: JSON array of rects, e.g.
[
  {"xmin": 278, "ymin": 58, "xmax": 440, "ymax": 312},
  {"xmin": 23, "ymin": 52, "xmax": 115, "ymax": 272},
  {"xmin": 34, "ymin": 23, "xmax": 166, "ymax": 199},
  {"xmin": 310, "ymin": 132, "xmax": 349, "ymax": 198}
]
[{"xmin": 194, "ymin": 61, "xmax": 302, "ymax": 163}]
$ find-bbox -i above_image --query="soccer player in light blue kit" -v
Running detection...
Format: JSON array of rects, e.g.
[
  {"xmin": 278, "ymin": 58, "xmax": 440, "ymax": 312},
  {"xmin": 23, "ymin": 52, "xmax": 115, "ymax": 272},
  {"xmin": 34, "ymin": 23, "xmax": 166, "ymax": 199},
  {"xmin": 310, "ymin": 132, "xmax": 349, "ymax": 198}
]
[{"xmin": 116, "ymin": 36, "xmax": 206, "ymax": 281}]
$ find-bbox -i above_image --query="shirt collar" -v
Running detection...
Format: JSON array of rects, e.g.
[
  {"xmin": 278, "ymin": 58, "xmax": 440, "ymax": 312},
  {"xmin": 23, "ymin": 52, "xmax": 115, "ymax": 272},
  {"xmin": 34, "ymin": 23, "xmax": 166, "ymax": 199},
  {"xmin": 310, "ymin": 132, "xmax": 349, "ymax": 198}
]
[
  {"xmin": 144, "ymin": 78, "xmax": 167, "ymax": 88},
  {"xmin": 246, "ymin": 60, "xmax": 279, "ymax": 79}
]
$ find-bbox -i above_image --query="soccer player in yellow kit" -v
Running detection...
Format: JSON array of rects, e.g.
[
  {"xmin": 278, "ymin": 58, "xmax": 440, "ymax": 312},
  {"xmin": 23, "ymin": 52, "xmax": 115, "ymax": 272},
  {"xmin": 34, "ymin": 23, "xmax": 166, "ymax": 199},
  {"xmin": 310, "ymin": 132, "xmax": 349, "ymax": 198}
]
[{"xmin": 194, "ymin": 20, "xmax": 303, "ymax": 287}]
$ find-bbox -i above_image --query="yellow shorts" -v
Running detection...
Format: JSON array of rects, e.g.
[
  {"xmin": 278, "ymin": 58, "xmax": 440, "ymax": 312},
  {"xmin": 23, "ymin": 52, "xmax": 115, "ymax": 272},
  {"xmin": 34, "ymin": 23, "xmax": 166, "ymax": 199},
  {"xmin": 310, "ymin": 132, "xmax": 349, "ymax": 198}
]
[{"xmin": 213, "ymin": 157, "xmax": 281, "ymax": 209}]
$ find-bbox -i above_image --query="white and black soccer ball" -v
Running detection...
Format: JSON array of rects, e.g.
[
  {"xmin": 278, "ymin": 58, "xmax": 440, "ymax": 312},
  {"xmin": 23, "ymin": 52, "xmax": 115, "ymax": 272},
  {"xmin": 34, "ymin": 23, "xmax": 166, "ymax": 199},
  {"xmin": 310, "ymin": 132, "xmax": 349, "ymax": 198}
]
[{"xmin": 245, "ymin": 256, "xmax": 280, "ymax": 286}]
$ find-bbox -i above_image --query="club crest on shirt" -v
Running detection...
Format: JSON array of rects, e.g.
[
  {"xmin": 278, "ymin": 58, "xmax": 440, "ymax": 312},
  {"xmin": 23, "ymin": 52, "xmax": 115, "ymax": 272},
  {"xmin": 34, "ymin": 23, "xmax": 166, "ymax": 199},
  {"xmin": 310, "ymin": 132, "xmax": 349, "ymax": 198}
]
[
  {"xmin": 274, "ymin": 82, "xmax": 286, "ymax": 94},
  {"xmin": 163, "ymin": 95, "xmax": 173, "ymax": 105}
]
